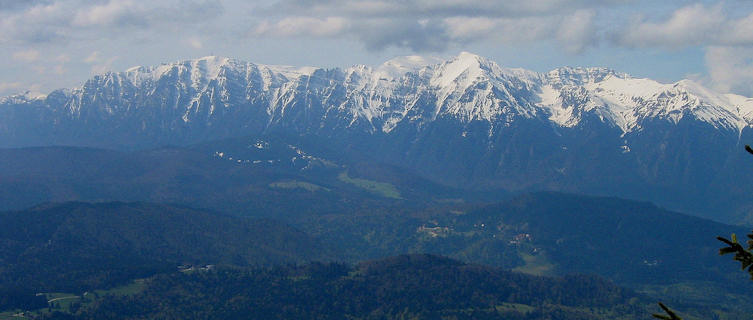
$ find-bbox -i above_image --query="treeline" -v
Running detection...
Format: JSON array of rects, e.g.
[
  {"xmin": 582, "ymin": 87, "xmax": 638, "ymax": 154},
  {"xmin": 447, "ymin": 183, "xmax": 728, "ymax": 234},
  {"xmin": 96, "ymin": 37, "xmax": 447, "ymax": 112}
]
[
  {"xmin": 56, "ymin": 255, "xmax": 649, "ymax": 320},
  {"xmin": 0, "ymin": 287, "xmax": 47, "ymax": 312}
]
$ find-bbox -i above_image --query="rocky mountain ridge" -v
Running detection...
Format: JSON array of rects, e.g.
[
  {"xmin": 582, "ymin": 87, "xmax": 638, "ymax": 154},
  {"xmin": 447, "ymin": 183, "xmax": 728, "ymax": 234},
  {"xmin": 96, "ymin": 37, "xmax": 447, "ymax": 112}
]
[
  {"xmin": 3, "ymin": 52, "xmax": 753, "ymax": 222},
  {"xmin": 5, "ymin": 52, "xmax": 752, "ymax": 140}
]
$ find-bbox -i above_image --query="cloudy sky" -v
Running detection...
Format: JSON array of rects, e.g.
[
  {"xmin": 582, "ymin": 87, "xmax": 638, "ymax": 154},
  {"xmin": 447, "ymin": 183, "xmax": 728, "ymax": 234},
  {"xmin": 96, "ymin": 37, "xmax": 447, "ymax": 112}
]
[{"xmin": 2, "ymin": 0, "xmax": 753, "ymax": 97}]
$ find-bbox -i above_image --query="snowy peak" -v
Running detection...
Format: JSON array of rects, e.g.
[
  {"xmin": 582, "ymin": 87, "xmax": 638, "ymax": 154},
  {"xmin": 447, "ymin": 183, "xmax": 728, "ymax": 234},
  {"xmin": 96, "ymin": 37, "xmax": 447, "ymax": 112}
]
[
  {"xmin": 4, "ymin": 52, "xmax": 753, "ymax": 136},
  {"xmin": 538, "ymin": 70, "xmax": 753, "ymax": 133},
  {"xmin": 545, "ymin": 67, "xmax": 623, "ymax": 88},
  {"xmin": 430, "ymin": 52, "xmax": 494, "ymax": 88},
  {"xmin": 262, "ymin": 64, "xmax": 320, "ymax": 82},
  {"xmin": 121, "ymin": 56, "xmax": 320, "ymax": 90},
  {"xmin": 423, "ymin": 52, "xmax": 549, "ymax": 123},
  {"xmin": 665, "ymin": 79, "xmax": 731, "ymax": 108},
  {"xmin": 0, "ymin": 91, "xmax": 43, "ymax": 104},
  {"xmin": 637, "ymin": 79, "xmax": 748, "ymax": 130},
  {"xmin": 725, "ymin": 93, "xmax": 753, "ymax": 123},
  {"xmin": 375, "ymin": 55, "xmax": 442, "ymax": 80},
  {"xmin": 193, "ymin": 55, "xmax": 232, "ymax": 78},
  {"xmin": 182, "ymin": 55, "xmax": 235, "ymax": 88}
]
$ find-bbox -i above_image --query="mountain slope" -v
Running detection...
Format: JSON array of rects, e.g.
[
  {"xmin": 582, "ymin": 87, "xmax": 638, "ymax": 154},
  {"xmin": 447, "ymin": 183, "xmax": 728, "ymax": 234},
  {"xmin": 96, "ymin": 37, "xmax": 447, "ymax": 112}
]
[
  {"xmin": 0, "ymin": 142, "xmax": 467, "ymax": 216},
  {"xmin": 297, "ymin": 192, "xmax": 753, "ymax": 315},
  {"xmin": 3, "ymin": 53, "xmax": 753, "ymax": 222},
  {"xmin": 4, "ymin": 52, "xmax": 751, "ymax": 142},
  {"xmin": 456, "ymin": 193, "xmax": 749, "ymax": 284},
  {"xmin": 303, "ymin": 192, "xmax": 749, "ymax": 285},
  {"xmin": 0, "ymin": 201, "xmax": 328, "ymax": 292}
]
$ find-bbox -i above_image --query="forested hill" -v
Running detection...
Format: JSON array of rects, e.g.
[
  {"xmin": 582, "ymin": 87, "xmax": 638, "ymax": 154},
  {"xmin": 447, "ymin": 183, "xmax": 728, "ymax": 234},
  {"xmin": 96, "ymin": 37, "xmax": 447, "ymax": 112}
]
[
  {"xmin": 67, "ymin": 254, "xmax": 652, "ymax": 320},
  {"xmin": 1, "ymin": 196, "xmax": 752, "ymax": 318},
  {"xmin": 455, "ymin": 192, "xmax": 751, "ymax": 285},
  {"xmin": 0, "ymin": 201, "xmax": 328, "ymax": 293}
]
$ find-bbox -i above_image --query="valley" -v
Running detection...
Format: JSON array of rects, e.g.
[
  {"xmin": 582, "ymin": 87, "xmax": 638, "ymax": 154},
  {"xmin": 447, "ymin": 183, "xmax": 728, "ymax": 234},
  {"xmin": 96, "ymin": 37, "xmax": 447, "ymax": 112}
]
[{"xmin": 2, "ymin": 53, "xmax": 753, "ymax": 319}]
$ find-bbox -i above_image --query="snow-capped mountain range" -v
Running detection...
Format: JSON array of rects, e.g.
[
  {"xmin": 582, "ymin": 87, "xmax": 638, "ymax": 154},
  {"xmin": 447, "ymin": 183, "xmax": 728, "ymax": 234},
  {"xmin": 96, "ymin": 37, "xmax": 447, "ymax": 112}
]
[
  {"xmin": 5, "ymin": 51, "xmax": 752, "ymax": 137},
  {"xmin": 3, "ymin": 52, "xmax": 753, "ymax": 222}
]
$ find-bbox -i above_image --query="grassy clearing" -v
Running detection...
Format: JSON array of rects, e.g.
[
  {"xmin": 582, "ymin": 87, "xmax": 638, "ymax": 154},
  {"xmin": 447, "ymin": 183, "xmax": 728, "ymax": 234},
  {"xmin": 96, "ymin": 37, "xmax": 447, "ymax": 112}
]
[
  {"xmin": 494, "ymin": 302, "xmax": 535, "ymax": 314},
  {"xmin": 269, "ymin": 180, "xmax": 330, "ymax": 192},
  {"xmin": 0, "ymin": 280, "xmax": 148, "ymax": 319},
  {"xmin": 337, "ymin": 171, "xmax": 402, "ymax": 199},
  {"xmin": 46, "ymin": 295, "xmax": 80, "ymax": 311},
  {"xmin": 0, "ymin": 311, "xmax": 28, "ymax": 320},
  {"xmin": 513, "ymin": 250, "xmax": 554, "ymax": 276}
]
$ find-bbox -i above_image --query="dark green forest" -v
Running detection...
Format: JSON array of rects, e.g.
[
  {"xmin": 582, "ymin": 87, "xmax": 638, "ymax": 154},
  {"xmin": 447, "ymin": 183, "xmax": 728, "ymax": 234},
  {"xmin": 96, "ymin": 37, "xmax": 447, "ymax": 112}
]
[
  {"xmin": 44, "ymin": 255, "xmax": 650, "ymax": 320},
  {"xmin": 1, "ymin": 194, "xmax": 752, "ymax": 319}
]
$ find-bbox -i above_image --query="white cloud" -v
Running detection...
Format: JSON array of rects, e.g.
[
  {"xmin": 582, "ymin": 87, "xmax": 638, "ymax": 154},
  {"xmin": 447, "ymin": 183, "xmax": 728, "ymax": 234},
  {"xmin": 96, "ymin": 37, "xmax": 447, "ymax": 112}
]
[
  {"xmin": 0, "ymin": 0, "xmax": 52, "ymax": 12},
  {"xmin": 442, "ymin": 17, "xmax": 497, "ymax": 40},
  {"xmin": 186, "ymin": 37, "xmax": 204, "ymax": 49},
  {"xmin": 12, "ymin": 49, "xmax": 41, "ymax": 62},
  {"xmin": 32, "ymin": 65, "xmax": 46, "ymax": 74},
  {"xmin": 0, "ymin": 81, "xmax": 23, "ymax": 92},
  {"xmin": 0, "ymin": 81, "xmax": 43, "ymax": 97},
  {"xmin": 249, "ymin": 0, "xmax": 608, "ymax": 52},
  {"xmin": 71, "ymin": 0, "xmax": 140, "ymax": 27},
  {"xmin": 254, "ymin": 17, "xmax": 349, "ymax": 37},
  {"xmin": 53, "ymin": 65, "xmax": 65, "ymax": 75},
  {"xmin": 619, "ymin": 3, "xmax": 753, "ymax": 48},
  {"xmin": 91, "ymin": 56, "xmax": 119, "ymax": 75},
  {"xmin": 614, "ymin": 3, "xmax": 753, "ymax": 96},
  {"xmin": 0, "ymin": 0, "xmax": 223, "ymax": 44},
  {"xmin": 84, "ymin": 51, "xmax": 101, "ymax": 63},
  {"xmin": 440, "ymin": 9, "xmax": 596, "ymax": 53},
  {"xmin": 721, "ymin": 13, "xmax": 753, "ymax": 45},
  {"xmin": 55, "ymin": 54, "xmax": 70, "ymax": 63},
  {"xmin": 705, "ymin": 46, "xmax": 753, "ymax": 96},
  {"xmin": 83, "ymin": 50, "xmax": 118, "ymax": 75},
  {"xmin": 445, "ymin": 16, "xmax": 555, "ymax": 43},
  {"xmin": 0, "ymin": 2, "xmax": 70, "ymax": 43},
  {"xmin": 261, "ymin": 0, "xmax": 628, "ymax": 19},
  {"xmin": 557, "ymin": 9, "xmax": 596, "ymax": 53}
]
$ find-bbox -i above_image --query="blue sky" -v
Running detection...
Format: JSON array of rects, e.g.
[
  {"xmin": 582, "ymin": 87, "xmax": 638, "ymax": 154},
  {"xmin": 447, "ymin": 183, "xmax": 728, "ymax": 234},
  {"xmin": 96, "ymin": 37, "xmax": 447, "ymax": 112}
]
[{"xmin": 2, "ymin": 0, "xmax": 753, "ymax": 97}]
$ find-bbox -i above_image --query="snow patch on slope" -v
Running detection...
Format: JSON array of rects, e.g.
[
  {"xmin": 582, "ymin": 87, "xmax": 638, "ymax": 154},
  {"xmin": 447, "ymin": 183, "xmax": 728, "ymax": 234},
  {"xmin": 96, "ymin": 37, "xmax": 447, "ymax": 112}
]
[
  {"xmin": 431, "ymin": 52, "xmax": 486, "ymax": 89},
  {"xmin": 264, "ymin": 65, "xmax": 319, "ymax": 80},
  {"xmin": 428, "ymin": 52, "xmax": 538, "ymax": 123},
  {"xmin": 375, "ymin": 55, "xmax": 442, "ymax": 80},
  {"xmin": 538, "ymin": 69, "xmax": 753, "ymax": 133},
  {"xmin": 9, "ymin": 51, "xmax": 753, "ymax": 137}
]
